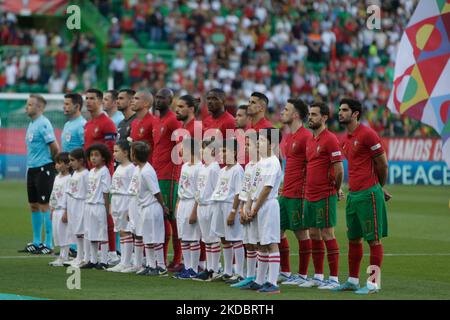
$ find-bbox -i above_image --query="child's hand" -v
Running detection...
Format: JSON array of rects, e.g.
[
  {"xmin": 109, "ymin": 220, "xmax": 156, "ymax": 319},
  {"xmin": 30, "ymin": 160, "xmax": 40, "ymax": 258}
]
[
  {"xmin": 227, "ymin": 212, "xmax": 235, "ymax": 226},
  {"xmin": 189, "ymin": 212, "xmax": 197, "ymax": 224},
  {"xmin": 62, "ymin": 211, "xmax": 68, "ymax": 223},
  {"xmin": 162, "ymin": 204, "xmax": 170, "ymax": 217}
]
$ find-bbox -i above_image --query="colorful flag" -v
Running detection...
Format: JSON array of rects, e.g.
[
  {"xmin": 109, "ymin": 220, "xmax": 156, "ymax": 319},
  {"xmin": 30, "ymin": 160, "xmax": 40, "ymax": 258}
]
[{"xmin": 387, "ymin": 0, "xmax": 450, "ymax": 167}]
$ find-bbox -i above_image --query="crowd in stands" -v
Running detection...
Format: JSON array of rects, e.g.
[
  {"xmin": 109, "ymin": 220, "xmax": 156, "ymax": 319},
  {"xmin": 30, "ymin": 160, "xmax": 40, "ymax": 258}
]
[{"xmin": 0, "ymin": 0, "xmax": 436, "ymax": 137}]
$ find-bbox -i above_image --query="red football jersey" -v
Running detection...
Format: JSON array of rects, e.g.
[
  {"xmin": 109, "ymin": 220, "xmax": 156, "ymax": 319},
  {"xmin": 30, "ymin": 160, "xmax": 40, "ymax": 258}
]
[
  {"xmin": 130, "ymin": 112, "xmax": 155, "ymax": 163},
  {"xmin": 203, "ymin": 111, "xmax": 236, "ymax": 139},
  {"xmin": 305, "ymin": 129, "xmax": 343, "ymax": 201},
  {"xmin": 152, "ymin": 110, "xmax": 182, "ymax": 181},
  {"xmin": 247, "ymin": 117, "xmax": 273, "ymax": 131},
  {"xmin": 282, "ymin": 126, "xmax": 312, "ymax": 199},
  {"xmin": 341, "ymin": 124, "xmax": 384, "ymax": 192},
  {"xmin": 84, "ymin": 113, "xmax": 117, "ymax": 174}
]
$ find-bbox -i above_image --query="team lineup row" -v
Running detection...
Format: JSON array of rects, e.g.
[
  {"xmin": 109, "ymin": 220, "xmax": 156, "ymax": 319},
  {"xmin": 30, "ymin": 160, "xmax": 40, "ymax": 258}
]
[{"xmin": 23, "ymin": 88, "xmax": 390, "ymax": 295}]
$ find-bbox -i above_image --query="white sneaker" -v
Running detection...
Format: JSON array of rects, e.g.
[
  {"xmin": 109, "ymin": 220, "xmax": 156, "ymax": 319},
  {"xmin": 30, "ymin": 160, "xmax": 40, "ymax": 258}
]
[
  {"xmin": 107, "ymin": 263, "xmax": 126, "ymax": 272},
  {"xmin": 49, "ymin": 258, "xmax": 64, "ymax": 267},
  {"xmin": 108, "ymin": 252, "xmax": 120, "ymax": 266},
  {"xmin": 209, "ymin": 271, "xmax": 224, "ymax": 281},
  {"xmin": 318, "ymin": 280, "xmax": 340, "ymax": 290},
  {"xmin": 298, "ymin": 277, "xmax": 325, "ymax": 288},
  {"xmin": 282, "ymin": 274, "xmax": 308, "ymax": 285},
  {"xmin": 121, "ymin": 265, "xmax": 140, "ymax": 273},
  {"xmin": 135, "ymin": 266, "xmax": 146, "ymax": 275},
  {"xmin": 277, "ymin": 272, "xmax": 291, "ymax": 283}
]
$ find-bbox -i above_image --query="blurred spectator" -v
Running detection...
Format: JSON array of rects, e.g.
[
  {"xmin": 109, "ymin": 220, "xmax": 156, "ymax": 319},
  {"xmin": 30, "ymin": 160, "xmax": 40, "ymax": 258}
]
[
  {"xmin": 109, "ymin": 52, "xmax": 126, "ymax": 89},
  {"xmin": 48, "ymin": 70, "xmax": 65, "ymax": 93},
  {"xmin": 25, "ymin": 47, "xmax": 40, "ymax": 82},
  {"xmin": 128, "ymin": 54, "xmax": 142, "ymax": 86}
]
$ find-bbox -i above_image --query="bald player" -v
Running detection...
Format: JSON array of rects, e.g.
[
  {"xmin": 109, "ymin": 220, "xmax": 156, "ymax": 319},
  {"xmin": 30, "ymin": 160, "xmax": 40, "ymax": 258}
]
[
  {"xmin": 152, "ymin": 88, "xmax": 183, "ymax": 272},
  {"xmin": 129, "ymin": 90, "xmax": 155, "ymax": 161}
]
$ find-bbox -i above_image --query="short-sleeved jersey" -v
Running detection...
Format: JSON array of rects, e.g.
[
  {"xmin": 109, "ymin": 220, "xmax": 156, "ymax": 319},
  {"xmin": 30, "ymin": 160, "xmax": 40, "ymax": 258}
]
[
  {"xmin": 66, "ymin": 169, "xmax": 89, "ymax": 200},
  {"xmin": 282, "ymin": 126, "xmax": 312, "ymax": 198},
  {"xmin": 111, "ymin": 163, "xmax": 135, "ymax": 195},
  {"xmin": 84, "ymin": 113, "xmax": 117, "ymax": 149},
  {"xmin": 239, "ymin": 161, "xmax": 257, "ymax": 202},
  {"xmin": 116, "ymin": 113, "xmax": 137, "ymax": 142},
  {"xmin": 61, "ymin": 115, "xmax": 86, "ymax": 152},
  {"xmin": 50, "ymin": 174, "xmax": 70, "ymax": 210},
  {"xmin": 129, "ymin": 112, "xmax": 155, "ymax": 162},
  {"xmin": 84, "ymin": 113, "xmax": 117, "ymax": 174},
  {"xmin": 137, "ymin": 162, "xmax": 161, "ymax": 207},
  {"xmin": 203, "ymin": 111, "xmax": 236, "ymax": 139},
  {"xmin": 26, "ymin": 115, "xmax": 56, "ymax": 168},
  {"xmin": 211, "ymin": 164, "xmax": 244, "ymax": 203},
  {"xmin": 110, "ymin": 111, "xmax": 125, "ymax": 129},
  {"xmin": 305, "ymin": 129, "xmax": 343, "ymax": 202},
  {"xmin": 178, "ymin": 162, "xmax": 202, "ymax": 200},
  {"xmin": 251, "ymin": 155, "xmax": 282, "ymax": 201},
  {"xmin": 195, "ymin": 162, "xmax": 221, "ymax": 205},
  {"xmin": 341, "ymin": 124, "xmax": 385, "ymax": 192},
  {"xmin": 86, "ymin": 166, "xmax": 111, "ymax": 204},
  {"xmin": 152, "ymin": 110, "xmax": 182, "ymax": 180}
]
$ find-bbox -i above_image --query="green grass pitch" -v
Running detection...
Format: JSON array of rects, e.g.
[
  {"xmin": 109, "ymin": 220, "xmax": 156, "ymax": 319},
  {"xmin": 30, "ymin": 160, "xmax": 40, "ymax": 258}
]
[{"xmin": 0, "ymin": 181, "xmax": 449, "ymax": 300}]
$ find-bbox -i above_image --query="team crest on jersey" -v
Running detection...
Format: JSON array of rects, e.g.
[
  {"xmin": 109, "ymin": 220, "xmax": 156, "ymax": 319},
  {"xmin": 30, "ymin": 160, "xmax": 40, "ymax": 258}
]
[
  {"xmin": 94, "ymin": 127, "xmax": 99, "ymax": 135},
  {"xmin": 139, "ymin": 127, "xmax": 145, "ymax": 136},
  {"xmin": 354, "ymin": 140, "xmax": 359, "ymax": 147},
  {"xmin": 316, "ymin": 145, "xmax": 321, "ymax": 153},
  {"xmin": 292, "ymin": 142, "xmax": 297, "ymax": 152}
]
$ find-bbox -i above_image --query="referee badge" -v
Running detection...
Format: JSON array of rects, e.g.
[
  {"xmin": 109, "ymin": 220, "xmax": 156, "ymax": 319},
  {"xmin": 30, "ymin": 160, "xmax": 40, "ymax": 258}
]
[
  {"xmin": 28, "ymin": 133, "xmax": 34, "ymax": 142},
  {"xmin": 65, "ymin": 132, "xmax": 72, "ymax": 142}
]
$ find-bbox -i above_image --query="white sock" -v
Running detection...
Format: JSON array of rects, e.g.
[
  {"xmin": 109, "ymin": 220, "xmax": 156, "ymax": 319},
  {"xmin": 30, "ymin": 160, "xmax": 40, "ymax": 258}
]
[
  {"xmin": 205, "ymin": 244, "xmax": 211, "ymax": 271},
  {"xmin": 199, "ymin": 260, "xmax": 206, "ymax": 270},
  {"xmin": 246, "ymin": 250, "xmax": 257, "ymax": 278},
  {"xmin": 100, "ymin": 241, "xmax": 109, "ymax": 264},
  {"xmin": 76, "ymin": 237, "xmax": 84, "ymax": 262},
  {"xmin": 348, "ymin": 277, "xmax": 359, "ymax": 285},
  {"xmin": 268, "ymin": 252, "xmax": 280, "ymax": 285},
  {"xmin": 60, "ymin": 245, "xmax": 69, "ymax": 261},
  {"xmin": 223, "ymin": 243, "xmax": 233, "ymax": 275},
  {"xmin": 121, "ymin": 235, "xmax": 133, "ymax": 266},
  {"xmin": 90, "ymin": 242, "xmax": 98, "ymax": 264},
  {"xmin": 134, "ymin": 239, "xmax": 144, "ymax": 267},
  {"xmin": 190, "ymin": 241, "xmax": 201, "ymax": 273},
  {"xmin": 314, "ymin": 274, "xmax": 324, "ymax": 281},
  {"xmin": 84, "ymin": 238, "xmax": 91, "ymax": 262},
  {"xmin": 210, "ymin": 243, "xmax": 221, "ymax": 272},
  {"xmin": 255, "ymin": 252, "xmax": 269, "ymax": 285},
  {"xmin": 154, "ymin": 243, "xmax": 165, "ymax": 268},
  {"xmin": 181, "ymin": 242, "xmax": 191, "ymax": 270},
  {"xmin": 233, "ymin": 242, "xmax": 245, "ymax": 277},
  {"xmin": 145, "ymin": 244, "xmax": 156, "ymax": 268},
  {"xmin": 329, "ymin": 276, "xmax": 339, "ymax": 283}
]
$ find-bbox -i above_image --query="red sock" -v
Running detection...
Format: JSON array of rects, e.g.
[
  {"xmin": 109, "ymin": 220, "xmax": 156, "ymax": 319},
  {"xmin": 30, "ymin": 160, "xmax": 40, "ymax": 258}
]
[
  {"xmin": 107, "ymin": 214, "xmax": 116, "ymax": 252},
  {"xmin": 348, "ymin": 242, "xmax": 363, "ymax": 279},
  {"xmin": 200, "ymin": 241, "xmax": 206, "ymax": 263},
  {"xmin": 170, "ymin": 219, "xmax": 182, "ymax": 264},
  {"xmin": 311, "ymin": 239, "xmax": 325, "ymax": 275},
  {"xmin": 163, "ymin": 219, "xmax": 172, "ymax": 265},
  {"xmin": 298, "ymin": 239, "xmax": 312, "ymax": 276},
  {"xmin": 325, "ymin": 239, "xmax": 339, "ymax": 277},
  {"xmin": 279, "ymin": 237, "xmax": 290, "ymax": 273},
  {"xmin": 370, "ymin": 244, "xmax": 383, "ymax": 267}
]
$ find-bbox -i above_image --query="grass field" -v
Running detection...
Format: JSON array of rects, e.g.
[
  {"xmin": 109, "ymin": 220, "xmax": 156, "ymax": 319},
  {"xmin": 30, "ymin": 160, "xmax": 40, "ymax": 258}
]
[{"xmin": 0, "ymin": 181, "xmax": 449, "ymax": 300}]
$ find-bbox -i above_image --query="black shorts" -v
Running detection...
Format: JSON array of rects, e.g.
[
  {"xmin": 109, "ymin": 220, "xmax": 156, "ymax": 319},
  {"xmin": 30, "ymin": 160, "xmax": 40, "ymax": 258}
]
[{"xmin": 27, "ymin": 163, "xmax": 57, "ymax": 204}]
